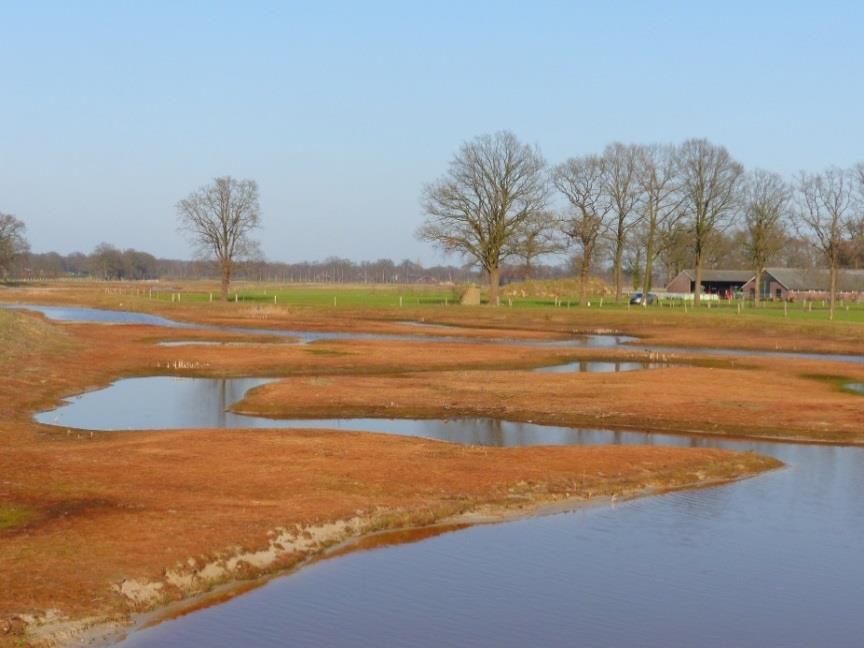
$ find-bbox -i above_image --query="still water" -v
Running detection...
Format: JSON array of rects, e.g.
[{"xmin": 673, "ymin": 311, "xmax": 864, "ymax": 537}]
[
  {"xmin": 34, "ymin": 377, "xmax": 864, "ymax": 648},
  {"xmin": 7, "ymin": 302, "xmax": 864, "ymax": 363},
  {"xmin": 4, "ymin": 303, "xmax": 632, "ymax": 348}
]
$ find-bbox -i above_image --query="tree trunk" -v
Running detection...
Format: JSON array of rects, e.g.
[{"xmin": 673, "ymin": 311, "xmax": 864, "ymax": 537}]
[
  {"xmin": 642, "ymin": 228, "xmax": 656, "ymax": 307},
  {"xmin": 613, "ymin": 242, "xmax": 623, "ymax": 302},
  {"xmin": 829, "ymin": 260, "xmax": 837, "ymax": 321},
  {"xmin": 488, "ymin": 267, "xmax": 501, "ymax": 306},
  {"xmin": 693, "ymin": 255, "xmax": 703, "ymax": 306},
  {"xmin": 220, "ymin": 261, "xmax": 231, "ymax": 301},
  {"xmin": 579, "ymin": 255, "xmax": 590, "ymax": 305},
  {"xmin": 754, "ymin": 267, "xmax": 762, "ymax": 306}
]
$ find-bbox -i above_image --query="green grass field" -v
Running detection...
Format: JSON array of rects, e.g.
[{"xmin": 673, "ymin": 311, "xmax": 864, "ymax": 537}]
[{"xmin": 108, "ymin": 281, "xmax": 864, "ymax": 323}]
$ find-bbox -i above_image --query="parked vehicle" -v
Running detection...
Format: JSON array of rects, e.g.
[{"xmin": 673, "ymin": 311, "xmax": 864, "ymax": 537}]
[{"xmin": 629, "ymin": 292, "xmax": 657, "ymax": 305}]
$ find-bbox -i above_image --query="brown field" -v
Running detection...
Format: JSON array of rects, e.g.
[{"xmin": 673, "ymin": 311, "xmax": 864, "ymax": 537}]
[{"xmin": 4, "ymin": 280, "xmax": 864, "ymax": 645}]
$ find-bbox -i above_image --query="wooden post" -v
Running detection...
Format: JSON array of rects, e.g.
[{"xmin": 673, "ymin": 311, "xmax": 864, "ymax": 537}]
[
  {"xmin": 399, "ymin": 296, "xmax": 403, "ymax": 307},
  {"xmin": 235, "ymin": 293, "xmax": 239, "ymax": 303},
  {"xmin": 209, "ymin": 293, "xmax": 213, "ymax": 302},
  {"xmin": 784, "ymin": 301, "xmax": 788, "ymax": 318}
]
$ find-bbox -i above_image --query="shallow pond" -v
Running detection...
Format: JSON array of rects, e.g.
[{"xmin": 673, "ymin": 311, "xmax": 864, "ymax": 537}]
[
  {"xmin": 33, "ymin": 377, "xmax": 864, "ymax": 648},
  {"xmin": 5, "ymin": 303, "xmax": 632, "ymax": 348},
  {"xmin": 844, "ymin": 382, "xmax": 864, "ymax": 395},
  {"xmin": 36, "ymin": 377, "xmax": 658, "ymax": 445},
  {"xmin": 7, "ymin": 303, "xmax": 863, "ymax": 364},
  {"xmin": 534, "ymin": 360, "xmax": 674, "ymax": 373}
]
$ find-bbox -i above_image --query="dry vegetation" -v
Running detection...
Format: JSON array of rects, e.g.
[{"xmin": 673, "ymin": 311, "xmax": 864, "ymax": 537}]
[{"xmin": 4, "ymin": 281, "xmax": 863, "ymax": 645}]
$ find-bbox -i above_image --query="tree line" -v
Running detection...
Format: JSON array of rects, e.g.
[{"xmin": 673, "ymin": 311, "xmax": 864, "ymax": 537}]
[{"xmin": 418, "ymin": 131, "xmax": 864, "ymax": 318}]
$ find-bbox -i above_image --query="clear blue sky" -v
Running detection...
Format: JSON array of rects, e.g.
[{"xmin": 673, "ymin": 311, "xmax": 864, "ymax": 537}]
[{"xmin": 1, "ymin": 1, "xmax": 861, "ymax": 264}]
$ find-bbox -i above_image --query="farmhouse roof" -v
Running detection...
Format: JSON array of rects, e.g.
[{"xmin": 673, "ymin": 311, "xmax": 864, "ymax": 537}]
[
  {"xmin": 764, "ymin": 268, "xmax": 864, "ymax": 292},
  {"xmin": 678, "ymin": 269, "xmax": 754, "ymax": 283}
]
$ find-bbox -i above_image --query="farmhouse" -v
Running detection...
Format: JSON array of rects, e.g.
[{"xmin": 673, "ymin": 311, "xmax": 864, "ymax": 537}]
[
  {"xmin": 665, "ymin": 269, "xmax": 753, "ymax": 298},
  {"xmin": 666, "ymin": 267, "xmax": 864, "ymax": 301},
  {"xmin": 741, "ymin": 268, "xmax": 864, "ymax": 302}
]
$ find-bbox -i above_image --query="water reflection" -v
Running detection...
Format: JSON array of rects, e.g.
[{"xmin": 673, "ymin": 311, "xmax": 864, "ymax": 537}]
[
  {"xmin": 535, "ymin": 360, "xmax": 672, "ymax": 373},
  {"xmin": 114, "ymin": 410, "xmax": 864, "ymax": 647},
  {"xmin": 5, "ymin": 304, "xmax": 631, "ymax": 349},
  {"xmin": 32, "ymin": 377, "xmax": 864, "ymax": 648},
  {"xmin": 7, "ymin": 303, "xmax": 863, "ymax": 364}
]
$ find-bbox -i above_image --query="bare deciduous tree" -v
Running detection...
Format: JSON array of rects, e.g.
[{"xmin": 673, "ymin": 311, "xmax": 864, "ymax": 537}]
[
  {"xmin": 176, "ymin": 176, "xmax": 262, "ymax": 300},
  {"xmin": 795, "ymin": 167, "xmax": 855, "ymax": 319},
  {"xmin": 742, "ymin": 170, "xmax": 790, "ymax": 304},
  {"xmin": 553, "ymin": 154, "xmax": 612, "ymax": 304},
  {"xmin": 603, "ymin": 143, "xmax": 641, "ymax": 301},
  {"xmin": 676, "ymin": 139, "xmax": 744, "ymax": 304},
  {"xmin": 634, "ymin": 144, "xmax": 682, "ymax": 301},
  {"xmin": 512, "ymin": 211, "xmax": 565, "ymax": 280},
  {"xmin": 418, "ymin": 131, "xmax": 548, "ymax": 304},
  {"xmin": 0, "ymin": 213, "xmax": 29, "ymax": 278}
]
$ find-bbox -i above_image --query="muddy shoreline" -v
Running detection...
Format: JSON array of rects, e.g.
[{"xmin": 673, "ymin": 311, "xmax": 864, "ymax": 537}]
[{"xmin": 26, "ymin": 466, "xmax": 779, "ymax": 648}]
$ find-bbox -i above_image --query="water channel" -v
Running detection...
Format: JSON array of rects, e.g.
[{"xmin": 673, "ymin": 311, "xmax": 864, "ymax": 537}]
[
  {"xmin": 11, "ymin": 303, "xmax": 864, "ymax": 646},
  {"xmin": 30, "ymin": 376, "xmax": 864, "ymax": 648}
]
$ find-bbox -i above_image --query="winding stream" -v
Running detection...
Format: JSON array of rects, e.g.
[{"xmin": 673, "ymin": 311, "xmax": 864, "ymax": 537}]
[
  {"xmin": 7, "ymin": 302, "xmax": 864, "ymax": 364},
  {"xmin": 33, "ymin": 377, "xmax": 864, "ymax": 648},
  {"xmin": 11, "ymin": 303, "xmax": 864, "ymax": 645}
]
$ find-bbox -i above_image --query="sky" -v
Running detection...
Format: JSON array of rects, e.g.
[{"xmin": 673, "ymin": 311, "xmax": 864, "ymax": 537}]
[{"xmin": 1, "ymin": 1, "xmax": 862, "ymax": 264}]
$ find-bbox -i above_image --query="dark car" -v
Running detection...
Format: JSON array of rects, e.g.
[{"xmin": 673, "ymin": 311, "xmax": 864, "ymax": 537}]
[{"xmin": 629, "ymin": 292, "xmax": 657, "ymax": 305}]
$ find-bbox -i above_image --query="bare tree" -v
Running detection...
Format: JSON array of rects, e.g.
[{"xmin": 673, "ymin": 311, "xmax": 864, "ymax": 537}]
[
  {"xmin": 603, "ymin": 143, "xmax": 642, "ymax": 301},
  {"xmin": 553, "ymin": 154, "xmax": 612, "ymax": 304},
  {"xmin": 795, "ymin": 167, "xmax": 855, "ymax": 319},
  {"xmin": 0, "ymin": 213, "xmax": 29, "ymax": 279},
  {"xmin": 176, "ymin": 176, "xmax": 262, "ymax": 300},
  {"xmin": 418, "ymin": 131, "xmax": 548, "ymax": 304},
  {"xmin": 742, "ymin": 170, "xmax": 790, "ymax": 304},
  {"xmin": 676, "ymin": 139, "xmax": 744, "ymax": 304},
  {"xmin": 634, "ymin": 144, "xmax": 682, "ymax": 300},
  {"xmin": 512, "ymin": 211, "xmax": 566, "ymax": 279}
]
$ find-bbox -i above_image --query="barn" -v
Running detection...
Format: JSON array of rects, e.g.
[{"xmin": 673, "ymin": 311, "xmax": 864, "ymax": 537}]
[
  {"xmin": 741, "ymin": 268, "xmax": 864, "ymax": 302},
  {"xmin": 665, "ymin": 269, "xmax": 753, "ymax": 298}
]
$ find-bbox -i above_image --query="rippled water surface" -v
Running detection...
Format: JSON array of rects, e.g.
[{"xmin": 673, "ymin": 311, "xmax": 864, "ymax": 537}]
[{"xmin": 32, "ymin": 377, "xmax": 864, "ymax": 648}]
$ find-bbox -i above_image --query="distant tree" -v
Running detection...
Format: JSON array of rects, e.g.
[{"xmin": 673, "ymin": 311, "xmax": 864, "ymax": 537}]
[
  {"xmin": 795, "ymin": 167, "xmax": 855, "ymax": 319},
  {"xmin": 659, "ymin": 221, "xmax": 693, "ymax": 283},
  {"xmin": 603, "ymin": 143, "xmax": 642, "ymax": 301},
  {"xmin": 512, "ymin": 211, "xmax": 565, "ymax": 280},
  {"xmin": 0, "ymin": 213, "xmax": 29, "ymax": 279},
  {"xmin": 122, "ymin": 249, "xmax": 158, "ymax": 280},
  {"xmin": 634, "ymin": 144, "xmax": 682, "ymax": 299},
  {"xmin": 553, "ymin": 154, "xmax": 613, "ymax": 304},
  {"xmin": 418, "ymin": 131, "xmax": 548, "ymax": 304},
  {"xmin": 776, "ymin": 236, "xmax": 818, "ymax": 269},
  {"xmin": 850, "ymin": 162, "xmax": 864, "ymax": 267},
  {"xmin": 676, "ymin": 139, "xmax": 744, "ymax": 304},
  {"xmin": 88, "ymin": 243, "xmax": 125, "ymax": 280},
  {"xmin": 741, "ymin": 170, "xmax": 790, "ymax": 303},
  {"xmin": 842, "ymin": 217, "xmax": 864, "ymax": 269},
  {"xmin": 176, "ymin": 176, "xmax": 261, "ymax": 300}
]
